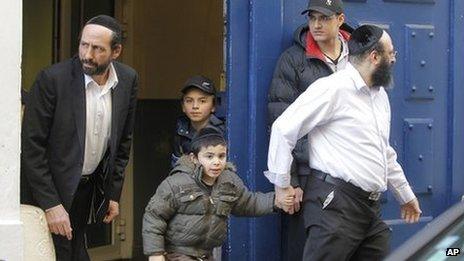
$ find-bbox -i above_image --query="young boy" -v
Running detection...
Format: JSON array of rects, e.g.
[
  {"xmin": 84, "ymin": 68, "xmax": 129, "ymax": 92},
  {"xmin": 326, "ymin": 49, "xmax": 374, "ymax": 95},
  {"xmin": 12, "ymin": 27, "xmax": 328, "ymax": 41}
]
[
  {"xmin": 171, "ymin": 75, "xmax": 225, "ymax": 166},
  {"xmin": 143, "ymin": 127, "xmax": 289, "ymax": 261}
]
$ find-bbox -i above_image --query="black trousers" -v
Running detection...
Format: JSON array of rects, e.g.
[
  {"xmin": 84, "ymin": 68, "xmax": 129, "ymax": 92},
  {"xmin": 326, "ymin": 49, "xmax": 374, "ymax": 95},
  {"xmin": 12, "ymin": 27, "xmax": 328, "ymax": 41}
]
[
  {"xmin": 52, "ymin": 176, "xmax": 94, "ymax": 261},
  {"xmin": 302, "ymin": 175, "xmax": 390, "ymax": 261}
]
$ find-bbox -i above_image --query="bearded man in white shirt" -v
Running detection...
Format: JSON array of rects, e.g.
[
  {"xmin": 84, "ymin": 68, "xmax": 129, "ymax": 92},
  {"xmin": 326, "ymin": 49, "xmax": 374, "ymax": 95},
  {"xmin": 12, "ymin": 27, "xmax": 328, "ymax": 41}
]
[{"xmin": 265, "ymin": 25, "xmax": 422, "ymax": 260}]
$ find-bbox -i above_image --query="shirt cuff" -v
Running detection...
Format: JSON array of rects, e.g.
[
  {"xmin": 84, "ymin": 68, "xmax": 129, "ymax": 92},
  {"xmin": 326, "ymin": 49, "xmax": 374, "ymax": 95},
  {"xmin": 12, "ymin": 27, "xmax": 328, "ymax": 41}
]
[
  {"xmin": 264, "ymin": 170, "xmax": 291, "ymax": 188},
  {"xmin": 392, "ymin": 184, "xmax": 416, "ymax": 205}
]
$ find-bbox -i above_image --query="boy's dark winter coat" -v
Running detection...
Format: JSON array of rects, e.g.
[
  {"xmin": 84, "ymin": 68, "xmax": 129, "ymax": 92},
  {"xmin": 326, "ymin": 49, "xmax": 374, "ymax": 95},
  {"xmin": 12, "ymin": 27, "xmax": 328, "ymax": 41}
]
[{"xmin": 142, "ymin": 156, "xmax": 275, "ymax": 257}]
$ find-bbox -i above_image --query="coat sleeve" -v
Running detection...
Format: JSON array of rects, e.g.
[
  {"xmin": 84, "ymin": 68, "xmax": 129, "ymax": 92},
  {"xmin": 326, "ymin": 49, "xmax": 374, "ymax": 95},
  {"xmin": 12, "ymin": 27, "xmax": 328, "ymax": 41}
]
[
  {"xmin": 268, "ymin": 49, "xmax": 309, "ymax": 187},
  {"xmin": 21, "ymin": 70, "xmax": 61, "ymax": 210},
  {"xmin": 142, "ymin": 179, "xmax": 177, "ymax": 256},
  {"xmin": 109, "ymin": 73, "xmax": 139, "ymax": 202},
  {"xmin": 230, "ymin": 173, "xmax": 275, "ymax": 217}
]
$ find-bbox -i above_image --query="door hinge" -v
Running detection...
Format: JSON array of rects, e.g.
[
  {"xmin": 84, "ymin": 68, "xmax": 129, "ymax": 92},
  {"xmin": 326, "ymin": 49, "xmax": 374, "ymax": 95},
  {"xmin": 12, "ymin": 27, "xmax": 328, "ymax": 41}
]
[{"xmin": 116, "ymin": 218, "xmax": 126, "ymax": 241}]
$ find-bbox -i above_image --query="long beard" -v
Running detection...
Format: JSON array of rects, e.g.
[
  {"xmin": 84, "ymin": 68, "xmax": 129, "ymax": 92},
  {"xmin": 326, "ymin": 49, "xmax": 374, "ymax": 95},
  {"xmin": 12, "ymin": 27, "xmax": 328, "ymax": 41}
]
[
  {"xmin": 371, "ymin": 59, "xmax": 393, "ymax": 88},
  {"xmin": 81, "ymin": 59, "xmax": 111, "ymax": 76}
]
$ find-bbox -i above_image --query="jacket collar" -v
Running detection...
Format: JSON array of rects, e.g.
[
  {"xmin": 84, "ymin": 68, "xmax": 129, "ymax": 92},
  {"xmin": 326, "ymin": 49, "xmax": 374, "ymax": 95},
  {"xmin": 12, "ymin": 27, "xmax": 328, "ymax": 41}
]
[
  {"xmin": 306, "ymin": 29, "xmax": 351, "ymax": 61},
  {"xmin": 170, "ymin": 155, "xmax": 236, "ymax": 183},
  {"xmin": 176, "ymin": 114, "xmax": 224, "ymax": 138}
]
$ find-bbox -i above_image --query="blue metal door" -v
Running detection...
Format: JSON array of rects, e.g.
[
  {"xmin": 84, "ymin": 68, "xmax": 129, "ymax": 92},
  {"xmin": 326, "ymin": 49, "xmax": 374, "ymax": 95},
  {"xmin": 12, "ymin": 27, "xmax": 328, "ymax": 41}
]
[
  {"xmin": 225, "ymin": 0, "xmax": 464, "ymax": 260},
  {"xmin": 344, "ymin": 0, "xmax": 450, "ymax": 249}
]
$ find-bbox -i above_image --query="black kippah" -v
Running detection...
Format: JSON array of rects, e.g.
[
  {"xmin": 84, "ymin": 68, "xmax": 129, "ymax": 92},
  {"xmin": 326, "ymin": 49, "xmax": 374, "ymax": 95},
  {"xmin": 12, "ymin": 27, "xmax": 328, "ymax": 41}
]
[
  {"xmin": 86, "ymin": 15, "xmax": 122, "ymax": 35},
  {"xmin": 191, "ymin": 127, "xmax": 225, "ymax": 146},
  {"xmin": 348, "ymin": 25, "xmax": 384, "ymax": 55}
]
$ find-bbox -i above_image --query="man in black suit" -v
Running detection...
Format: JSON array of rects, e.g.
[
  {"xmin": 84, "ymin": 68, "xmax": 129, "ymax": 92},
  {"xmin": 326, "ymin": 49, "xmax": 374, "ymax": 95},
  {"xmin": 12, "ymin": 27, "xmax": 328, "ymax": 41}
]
[{"xmin": 21, "ymin": 15, "xmax": 138, "ymax": 260}]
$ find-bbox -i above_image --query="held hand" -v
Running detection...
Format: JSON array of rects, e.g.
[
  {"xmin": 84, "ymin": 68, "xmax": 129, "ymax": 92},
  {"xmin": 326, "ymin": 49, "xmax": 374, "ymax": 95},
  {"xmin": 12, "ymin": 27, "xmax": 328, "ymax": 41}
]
[
  {"xmin": 149, "ymin": 255, "xmax": 166, "ymax": 261},
  {"xmin": 275, "ymin": 185, "xmax": 296, "ymax": 214},
  {"xmin": 400, "ymin": 198, "xmax": 422, "ymax": 223},
  {"xmin": 103, "ymin": 200, "xmax": 120, "ymax": 223},
  {"xmin": 293, "ymin": 187, "xmax": 304, "ymax": 213},
  {"xmin": 45, "ymin": 204, "xmax": 73, "ymax": 240}
]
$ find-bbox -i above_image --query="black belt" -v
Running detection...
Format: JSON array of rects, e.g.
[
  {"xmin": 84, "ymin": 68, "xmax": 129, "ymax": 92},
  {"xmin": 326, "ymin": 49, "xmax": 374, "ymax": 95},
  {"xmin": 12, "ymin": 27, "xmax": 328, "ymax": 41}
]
[{"xmin": 311, "ymin": 169, "xmax": 381, "ymax": 201}]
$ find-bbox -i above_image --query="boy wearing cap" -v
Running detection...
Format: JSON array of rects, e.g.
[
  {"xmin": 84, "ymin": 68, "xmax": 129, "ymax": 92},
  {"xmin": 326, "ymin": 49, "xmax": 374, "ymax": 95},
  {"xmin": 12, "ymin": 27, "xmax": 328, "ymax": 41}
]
[
  {"xmin": 143, "ymin": 127, "xmax": 289, "ymax": 261},
  {"xmin": 21, "ymin": 15, "xmax": 138, "ymax": 260},
  {"xmin": 266, "ymin": 25, "xmax": 421, "ymax": 260},
  {"xmin": 267, "ymin": 0, "xmax": 352, "ymax": 259},
  {"xmin": 171, "ymin": 75, "xmax": 225, "ymax": 166}
]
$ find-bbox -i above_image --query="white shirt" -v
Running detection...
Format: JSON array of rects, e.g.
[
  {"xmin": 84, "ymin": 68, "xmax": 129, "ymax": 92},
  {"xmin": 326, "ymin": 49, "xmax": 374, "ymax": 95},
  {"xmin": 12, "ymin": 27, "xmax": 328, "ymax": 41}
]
[
  {"xmin": 265, "ymin": 63, "xmax": 415, "ymax": 204},
  {"xmin": 82, "ymin": 63, "xmax": 118, "ymax": 175},
  {"xmin": 323, "ymin": 34, "xmax": 349, "ymax": 72}
]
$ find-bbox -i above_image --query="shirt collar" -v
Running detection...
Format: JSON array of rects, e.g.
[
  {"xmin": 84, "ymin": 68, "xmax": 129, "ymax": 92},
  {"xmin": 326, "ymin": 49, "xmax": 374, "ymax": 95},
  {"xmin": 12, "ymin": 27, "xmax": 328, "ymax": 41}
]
[
  {"xmin": 346, "ymin": 62, "xmax": 369, "ymax": 92},
  {"xmin": 346, "ymin": 63, "xmax": 382, "ymax": 96},
  {"xmin": 84, "ymin": 62, "xmax": 119, "ymax": 89}
]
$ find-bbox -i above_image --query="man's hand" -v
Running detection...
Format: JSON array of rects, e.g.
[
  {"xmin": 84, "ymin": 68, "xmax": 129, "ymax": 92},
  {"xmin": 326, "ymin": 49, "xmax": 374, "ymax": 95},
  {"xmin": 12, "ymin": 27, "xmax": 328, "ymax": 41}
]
[
  {"xmin": 149, "ymin": 255, "xmax": 165, "ymax": 261},
  {"xmin": 103, "ymin": 200, "xmax": 120, "ymax": 223},
  {"xmin": 400, "ymin": 198, "xmax": 422, "ymax": 223},
  {"xmin": 45, "ymin": 204, "xmax": 73, "ymax": 240},
  {"xmin": 293, "ymin": 187, "xmax": 304, "ymax": 212},
  {"xmin": 275, "ymin": 185, "xmax": 296, "ymax": 214}
]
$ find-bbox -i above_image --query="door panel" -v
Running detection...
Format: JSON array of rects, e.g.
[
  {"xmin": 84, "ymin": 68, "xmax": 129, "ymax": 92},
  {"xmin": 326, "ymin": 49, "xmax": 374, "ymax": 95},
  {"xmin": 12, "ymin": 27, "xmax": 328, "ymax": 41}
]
[{"xmin": 343, "ymin": 0, "xmax": 449, "ymax": 249}]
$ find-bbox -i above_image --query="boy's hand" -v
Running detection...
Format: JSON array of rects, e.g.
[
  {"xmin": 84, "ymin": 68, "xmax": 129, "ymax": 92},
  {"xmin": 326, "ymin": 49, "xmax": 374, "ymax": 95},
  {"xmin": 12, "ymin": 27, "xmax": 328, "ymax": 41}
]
[
  {"xmin": 275, "ymin": 186, "xmax": 296, "ymax": 214},
  {"xmin": 149, "ymin": 255, "xmax": 166, "ymax": 261}
]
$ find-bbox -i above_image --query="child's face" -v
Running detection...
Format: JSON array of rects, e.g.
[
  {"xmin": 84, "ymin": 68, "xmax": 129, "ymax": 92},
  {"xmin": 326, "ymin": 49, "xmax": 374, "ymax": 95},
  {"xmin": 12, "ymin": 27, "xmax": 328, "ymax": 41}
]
[
  {"xmin": 193, "ymin": 144, "xmax": 227, "ymax": 184},
  {"xmin": 182, "ymin": 88, "xmax": 215, "ymax": 123}
]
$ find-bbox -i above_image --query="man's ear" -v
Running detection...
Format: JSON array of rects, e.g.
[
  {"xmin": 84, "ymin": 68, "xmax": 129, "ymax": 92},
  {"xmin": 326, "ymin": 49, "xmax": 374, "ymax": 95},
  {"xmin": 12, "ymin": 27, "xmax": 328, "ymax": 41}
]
[
  {"xmin": 111, "ymin": 44, "xmax": 122, "ymax": 60},
  {"xmin": 337, "ymin": 13, "xmax": 345, "ymax": 27},
  {"xmin": 369, "ymin": 50, "xmax": 382, "ymax": 65}
]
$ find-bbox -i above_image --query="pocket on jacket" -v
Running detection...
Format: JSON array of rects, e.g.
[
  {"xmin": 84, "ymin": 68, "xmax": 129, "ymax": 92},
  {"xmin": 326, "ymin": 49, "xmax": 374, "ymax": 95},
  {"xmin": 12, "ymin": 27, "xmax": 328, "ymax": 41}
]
[
  {"xmin": 177, "ymin": 191, "xmax": 206, "ymax": 215},
  {"xmin": 216, "ymin": 195, "xmax": 238, "ymax": 217}
]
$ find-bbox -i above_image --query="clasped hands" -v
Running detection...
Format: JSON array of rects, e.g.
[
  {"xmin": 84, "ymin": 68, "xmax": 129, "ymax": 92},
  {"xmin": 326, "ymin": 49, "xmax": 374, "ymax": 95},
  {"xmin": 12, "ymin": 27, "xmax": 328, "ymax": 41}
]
[{"xmin": 275, "ymin": 185, "xmax": 303, "ymax": 214}]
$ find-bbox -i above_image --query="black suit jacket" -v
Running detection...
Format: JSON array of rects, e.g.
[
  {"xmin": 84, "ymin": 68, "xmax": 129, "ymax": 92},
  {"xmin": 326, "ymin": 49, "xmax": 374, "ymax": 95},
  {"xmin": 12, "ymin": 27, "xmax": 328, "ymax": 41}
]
[{"xmin": 21, "ymin": 56, "xmax": 138, "ymax": 211}]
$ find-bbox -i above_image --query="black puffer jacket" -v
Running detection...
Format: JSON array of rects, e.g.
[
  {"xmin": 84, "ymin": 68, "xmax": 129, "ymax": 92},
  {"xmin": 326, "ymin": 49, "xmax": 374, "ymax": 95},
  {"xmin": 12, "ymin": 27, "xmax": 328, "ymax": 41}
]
[
  {"xmin": 171, "ymin": 114, "xmax": 226, "ymax": 166},
  {"xmin": 142, "ymin": 156, "xmax": 274, "ymax": 257},
  {"xmin": 268, "ymin": 24, "xmax": 352, "ymax": 187}
]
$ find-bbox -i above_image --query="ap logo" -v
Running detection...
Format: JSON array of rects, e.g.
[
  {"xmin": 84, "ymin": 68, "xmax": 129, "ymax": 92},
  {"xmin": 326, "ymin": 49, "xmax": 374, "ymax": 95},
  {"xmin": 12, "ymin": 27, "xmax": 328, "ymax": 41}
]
[{"xmin": 446, "ymin": 248, "xmax": 461, "ymax": 256}]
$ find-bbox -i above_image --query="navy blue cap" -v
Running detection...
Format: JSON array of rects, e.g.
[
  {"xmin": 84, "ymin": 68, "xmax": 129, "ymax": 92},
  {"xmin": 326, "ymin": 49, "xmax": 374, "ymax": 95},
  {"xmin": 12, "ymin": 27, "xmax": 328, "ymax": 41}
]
[{"xmin": 181, "ymin": 75, "xmax": 216, "ymax": 95}]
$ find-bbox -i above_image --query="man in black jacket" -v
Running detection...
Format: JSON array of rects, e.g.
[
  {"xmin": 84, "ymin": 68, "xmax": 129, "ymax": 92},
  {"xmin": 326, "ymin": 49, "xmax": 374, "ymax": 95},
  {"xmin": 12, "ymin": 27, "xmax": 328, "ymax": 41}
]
[
  {"xmin": 21, "ymin": 15, "xmax": 138, "ymax": 260},
  {"xmin": 268, "ymin": 0, "xmax": 352, "ymax": 260}
]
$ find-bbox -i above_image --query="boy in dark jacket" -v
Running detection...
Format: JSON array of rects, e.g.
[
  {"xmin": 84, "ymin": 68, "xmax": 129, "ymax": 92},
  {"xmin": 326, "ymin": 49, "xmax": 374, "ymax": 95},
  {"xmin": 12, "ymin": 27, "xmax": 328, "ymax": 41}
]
[
  {"xmin": 171, "ymin": 75, "xmax": 226, "ymax": 167},
  {"xmin": 144, "ymin": 127, "xmax": 289, "ymax": 261}
]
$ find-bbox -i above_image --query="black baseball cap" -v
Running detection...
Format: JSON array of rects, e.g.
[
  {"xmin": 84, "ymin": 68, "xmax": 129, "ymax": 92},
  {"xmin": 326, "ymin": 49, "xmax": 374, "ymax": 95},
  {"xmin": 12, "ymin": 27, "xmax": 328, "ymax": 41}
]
[
  {"xmin": 301, "ymin": 0, "xmax": 344, "ymax": 16},
  {"xmin": 181, "ymin": 75, "xmax": 216, "ymax": 95},
  {"xmin": 348, "ymin": 25, "xmax": 384, "ymax": 55}
]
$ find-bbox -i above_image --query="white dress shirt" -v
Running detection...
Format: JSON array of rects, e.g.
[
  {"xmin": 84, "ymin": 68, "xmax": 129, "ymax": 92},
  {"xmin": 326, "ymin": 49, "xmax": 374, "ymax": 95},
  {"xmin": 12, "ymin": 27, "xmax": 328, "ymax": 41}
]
[
  {"xmin": 82, "ymin": 63, "xmax": 118, "ymax": 175},
  {"xmin": 265, "ymin": 63, "xmax": 415, "ymax": 204}
]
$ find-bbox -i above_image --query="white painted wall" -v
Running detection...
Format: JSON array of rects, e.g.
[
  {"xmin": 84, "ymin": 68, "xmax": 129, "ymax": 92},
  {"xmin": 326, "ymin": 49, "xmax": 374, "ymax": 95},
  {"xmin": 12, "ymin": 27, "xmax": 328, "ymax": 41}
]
[{"xmin": 0, "ymin": 0, "xmax": 23, "ymax": 260}]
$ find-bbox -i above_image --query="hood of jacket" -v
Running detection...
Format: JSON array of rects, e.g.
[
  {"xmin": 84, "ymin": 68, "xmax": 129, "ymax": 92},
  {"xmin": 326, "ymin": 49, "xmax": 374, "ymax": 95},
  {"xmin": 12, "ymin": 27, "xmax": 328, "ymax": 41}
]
[
  {"xmin": 293, "ymin": 23, "xmax": 353, "ymax": 60},
  {"xmin": 170, "ymin": 155, "xmax": 236, "ymax": 184}
]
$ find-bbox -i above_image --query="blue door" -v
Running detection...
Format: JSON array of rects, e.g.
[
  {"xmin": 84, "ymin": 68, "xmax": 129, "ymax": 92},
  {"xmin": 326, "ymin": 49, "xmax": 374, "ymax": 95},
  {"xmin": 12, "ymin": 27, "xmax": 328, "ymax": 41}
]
[
  {"xmin": 345, "ymin": 0, "xmax": 450, "ymax": 248},
  {"xmin": 225, "ymin": 0, "xmax": 464, "ymax": 260}
]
